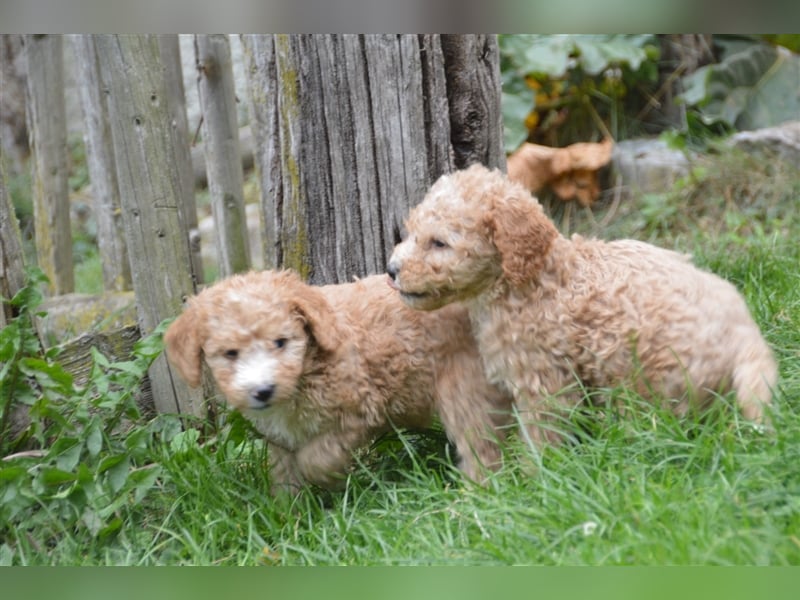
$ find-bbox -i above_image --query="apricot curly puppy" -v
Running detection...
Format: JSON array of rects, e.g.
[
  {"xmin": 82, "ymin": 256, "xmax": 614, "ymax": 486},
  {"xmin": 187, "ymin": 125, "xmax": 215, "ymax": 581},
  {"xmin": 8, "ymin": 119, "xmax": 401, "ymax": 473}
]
[
  {"xmin": 164, "ymin": 269, "xmax": 511, "ymax": 494},
  {"xmin": 388, "ymin": 164, "xmax": 777, "ymax": 448}
]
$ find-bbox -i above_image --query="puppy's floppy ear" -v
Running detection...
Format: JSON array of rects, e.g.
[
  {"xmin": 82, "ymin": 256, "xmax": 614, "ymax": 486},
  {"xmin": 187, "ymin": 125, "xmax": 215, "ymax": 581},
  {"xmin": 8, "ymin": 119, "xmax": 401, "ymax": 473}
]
[
  {"xmin": 163, "ymin": 303, "xmax": 205, "ymax": 388},
  {"xmin": 283, "ymin": 274, "xmax": 344, "ymax": 354},
  {"xmin": 486, "ymin": 187, "xmax": 559, "ymax": 287}
]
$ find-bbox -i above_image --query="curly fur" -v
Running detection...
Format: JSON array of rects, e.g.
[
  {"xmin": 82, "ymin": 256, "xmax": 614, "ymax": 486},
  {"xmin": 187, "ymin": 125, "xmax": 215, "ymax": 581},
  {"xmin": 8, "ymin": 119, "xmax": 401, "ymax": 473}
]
[
  {"xmin": 388, "ymin": 164, "xmax": 777, "ymax": 447},
  {"xmin": 164, "ymin": 269, "xmax": 511, "ymax": 494}
]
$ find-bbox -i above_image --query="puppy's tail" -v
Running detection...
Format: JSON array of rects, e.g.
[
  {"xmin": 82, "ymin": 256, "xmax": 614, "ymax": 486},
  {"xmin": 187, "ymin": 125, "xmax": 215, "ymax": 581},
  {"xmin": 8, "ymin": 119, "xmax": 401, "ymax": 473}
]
[{"xmin": 732, "ymin": 339, "xmax": 778, "ymax": 423}]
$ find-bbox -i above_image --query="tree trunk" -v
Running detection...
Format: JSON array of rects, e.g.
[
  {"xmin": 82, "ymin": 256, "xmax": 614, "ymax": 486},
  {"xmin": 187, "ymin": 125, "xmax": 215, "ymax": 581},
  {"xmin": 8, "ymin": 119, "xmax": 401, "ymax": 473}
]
[
  {"xmin": 157, "ymin": 34, "xmax": 204, "ymax": 284},
  {"xmin": 71, "ymin": 34, "xmax": 132, "ymax": 293},
  {"xmin": 195, "ymin": 34, "xmax": 251, "ymax": 278},
  {"xmin": 24, "ymin": 34, "xmax": 74, "ymax": 295},
  {"xmin": 241, "ymin": 34, "xmax": 504, "ymax": 285},
  {"xmin": 440, "ymin": 35, "xmax": 506, "ymax": 170},
  {"xmin": 95, "ymin": 34, "xmax": 204, "ymax": 418},
  {"xmin": 0, "ymin": 158, "xmax": 26, "ymax": 326}
]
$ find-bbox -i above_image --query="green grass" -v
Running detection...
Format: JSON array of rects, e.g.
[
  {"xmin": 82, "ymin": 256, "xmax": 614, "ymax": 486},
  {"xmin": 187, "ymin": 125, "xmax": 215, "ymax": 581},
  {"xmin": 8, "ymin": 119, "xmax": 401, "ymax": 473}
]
[{"xmin": 2, "ymin": 148, "xmax": 799, "ymax": 565}]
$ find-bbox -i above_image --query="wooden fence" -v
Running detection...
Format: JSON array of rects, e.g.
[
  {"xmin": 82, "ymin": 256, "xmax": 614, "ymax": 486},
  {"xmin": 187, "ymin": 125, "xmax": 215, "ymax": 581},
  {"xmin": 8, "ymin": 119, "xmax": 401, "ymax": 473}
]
[{"xmin": 0, "ymin": 34, "xmax": 504, "ymax": 420}]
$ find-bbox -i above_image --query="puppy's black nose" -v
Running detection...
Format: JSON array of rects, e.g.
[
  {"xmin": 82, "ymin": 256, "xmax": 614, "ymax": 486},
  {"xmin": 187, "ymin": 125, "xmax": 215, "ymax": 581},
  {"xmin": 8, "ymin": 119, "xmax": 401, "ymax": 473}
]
[
  {"xmin": 253, "ymin": 384, "xmax": 275, "ymax": 405},
  {"xmin": 387, "ymin": 262, "xmax": 398, "ymax": 281}
]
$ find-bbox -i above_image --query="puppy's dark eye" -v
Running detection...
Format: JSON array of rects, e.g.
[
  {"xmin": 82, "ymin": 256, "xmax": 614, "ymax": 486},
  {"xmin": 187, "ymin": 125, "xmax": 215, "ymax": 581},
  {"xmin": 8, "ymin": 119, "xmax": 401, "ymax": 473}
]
[
  {"xmin": 430, "ymin": 238, "xmax": 448, "ymax": 249},
  {"xmin": 274, "ymin": 338, "xmax": 287, "ymax": 349},
  {"xmin": 223, "ymin": 349, "xmax": 239, "ymax": 360}
]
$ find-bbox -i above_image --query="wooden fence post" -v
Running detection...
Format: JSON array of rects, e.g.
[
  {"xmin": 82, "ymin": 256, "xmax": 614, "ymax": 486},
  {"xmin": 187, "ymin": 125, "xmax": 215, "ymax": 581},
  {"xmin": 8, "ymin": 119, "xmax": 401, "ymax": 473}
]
[
  {"xmin": 195, "ymin": 34, "xmax": 251, "ymax": 278},
  {"xmin": 0, "ymin": 157, "xmax": 26, "ymax": 326},
  {"xmin": 24, "ymin": 34, "xmax": 74, "ymax": 295},
  {"xmin": 240, "ymin": 35, "xmax": 280, "ymax": 273},
  {"xmin": 440, "ymin": 35, "xmax": 507, "ymax": 171},
  {"xmin": 241, "ymin": 34, "xmax": 505, "ymax": 285},
  {"xmin": 0, "ymin": 35, "xmax": 29, "ymax": 172},
  {"xmin": 95, "ymin": 34, "xmax": 204, "ymax": 418},
  {"xmin": 0, "ymin": 152, "xmax": 34, "ymax": 443},
  {"xmin": 157, "ymin": 34, "xmax": 204, "ymax": 285},
  {"xmin": 71, "ymin": 34, "xmax": 132, "ymax": 293}
]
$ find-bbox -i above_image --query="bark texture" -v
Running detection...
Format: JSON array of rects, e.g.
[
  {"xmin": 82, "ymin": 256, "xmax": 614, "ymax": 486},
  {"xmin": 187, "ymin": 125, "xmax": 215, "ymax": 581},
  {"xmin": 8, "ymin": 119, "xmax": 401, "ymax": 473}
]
[
  {"xmin": 95, "ymin": 34, "xmax": 204, "ymax": 417},
  {"xmin": 0, "ymin": 160, "xmax": 26, "ymax": 326},
  {"xmin": 71, "ymin": 34, "xmax": 132, "ymax": 292},
  {"xmin": 24, "ymin": 34, "xmax": 74, "ymax": 295},
  {"xmin": 195, "ymin": 34, "xmax": 251, "ymax": 278},
  {"xmin": 241, "ymin": 34, "xmax": 504, "ymax": 284}
]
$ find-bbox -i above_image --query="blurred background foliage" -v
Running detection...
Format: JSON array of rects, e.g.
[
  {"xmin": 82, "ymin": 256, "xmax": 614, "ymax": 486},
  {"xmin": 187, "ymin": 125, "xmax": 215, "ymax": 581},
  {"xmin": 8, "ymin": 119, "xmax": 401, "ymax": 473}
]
[
  {"xmin": 499, "ymin": 34, "xmax": 800, "ymax": 152},
  {"xmin": 3, "ymin": 34, "xmax": 798, "ymax": 294}
]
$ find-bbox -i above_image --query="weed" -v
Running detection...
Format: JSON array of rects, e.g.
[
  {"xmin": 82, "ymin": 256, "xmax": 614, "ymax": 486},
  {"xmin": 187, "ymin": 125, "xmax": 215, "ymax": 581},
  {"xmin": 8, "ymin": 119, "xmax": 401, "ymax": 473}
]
[{"xmin": 1, "ymin": 269, "xmax": 167, "ymax": 563}]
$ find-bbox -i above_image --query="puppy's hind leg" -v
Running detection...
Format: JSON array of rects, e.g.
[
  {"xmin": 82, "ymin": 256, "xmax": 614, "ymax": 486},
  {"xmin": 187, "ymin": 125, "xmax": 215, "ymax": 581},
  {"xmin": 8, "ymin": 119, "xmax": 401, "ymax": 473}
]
[
  {"xmin": 436, "ymin": 360, "xmax": 512, "ymax": 484},
  {"xmin": 511, "ymin": 374, "xmax": 583, "ymax": 463},
  {"xmin": 732, "ymin": 343, "xmax": 778, "ymax": 424}
]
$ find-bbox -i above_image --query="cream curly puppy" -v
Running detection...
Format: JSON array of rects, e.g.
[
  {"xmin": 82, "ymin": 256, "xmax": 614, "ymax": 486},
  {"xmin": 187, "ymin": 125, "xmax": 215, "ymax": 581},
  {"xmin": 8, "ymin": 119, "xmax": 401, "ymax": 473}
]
[
  {"xmin": 388, "ymin": 164, "xmax": 777, "ymax": 448},
  {"xmin": 164, "ymin": 269, "xmax": 511, "ymax": 494}
]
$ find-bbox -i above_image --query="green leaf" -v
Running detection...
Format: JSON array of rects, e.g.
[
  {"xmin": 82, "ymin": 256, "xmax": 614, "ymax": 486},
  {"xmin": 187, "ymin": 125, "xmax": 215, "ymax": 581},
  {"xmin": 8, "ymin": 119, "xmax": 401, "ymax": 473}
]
[
  {"xmin": 0, "ymin": 543, "xmax": 13, "ymax": 566},
  {"xmin": 134, "ymin": 321, "xmax": 170, "ymax": 361},
  {"xmin": 97, "ymin": 516, "xmax": 123, "ymax": 541},
  {"xmin": 110, "ymin": 360, "xmax": 146, "ymax": 377},
  {"xmin": 76, "ymin": 463, "xmax": 93, "ymax": 484},
  {"xmin": 40, "ymin": 467, "xmax": 78, "ymax": 486},
  {"xmin": 501, "ymin": 34, "xmax": 652, "ymax": 79},
  {"xmin": 55, "ymin": 440, "xmax": 83, "ymax": 472},
  {"xmin": 502, "ymin": 91, "xmax": 534, "ymax": 153},
  {"xmin": 126, "ymin": 465, "xmax": 162, "ymax": 504},
  {"xmin": 0, "ymin": 321, "xmax": 20, "ymax": 362},
  {"xmin": 574, "ymin": 35, "xmax": 651, "ymax": 75},
  {"xmin": 0, "ymin": 481, "xmax": 18, "ymax": 506},
  {"xmin": 170, "ymin": 428, "xmax": 200, "ymax": 454},
  {"xmin": 519, "ymin": 36, "xmax": 573, "ymax": 77},
  {"xmin": 124, "ymin": 427, "xmax": 149, "ymax": 455},
  {"xmin": 90, "ymin": 346, "xmax": 111, "ymax": 369},
  {"xmin": 19, "ymin": 357, "xmax": 74, "ymax": 394},
  {"xmin": 82, "ymin": 507, "xmax": 104, "ymax": 537},
  {"xmin": 680, "ymin": 42, "xmax": 800, "ymax": 130},
  {"xmin": 0, "ymin": 466, "xmax": 26, "ymax": 482},
  {"xmin": 10, "ymin": 268, "xmax": 47, "ymax": 310},
  {"xmin": 97, "ymin": 453, "xmax": 126, "ymax": 474},
  {"xmin": 152, "ymin": 414, "xmax": 184, "ymax": 444},
  {"xmin": 106, "ymin": 455, "xmax": 130, "ymax": 493},
  {"xmin": 86, "ymin": 418, "xmax": 103, "ymax": 457}
]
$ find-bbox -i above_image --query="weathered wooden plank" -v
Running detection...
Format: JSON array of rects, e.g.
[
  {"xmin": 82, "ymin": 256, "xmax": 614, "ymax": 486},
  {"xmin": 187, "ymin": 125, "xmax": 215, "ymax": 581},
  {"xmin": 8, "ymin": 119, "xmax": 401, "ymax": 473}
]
[
  {"xmin": 274, "ymin": 35, "xmax": 311, "ymax": 280},
  {"xmin": 240, "ymin": 35, "xmax": 280, "ymax": 271},
  {"xmin": 0, "ymin": 157, "xmax": 26, "ymax": 326},
  {"xmin": 0, "ymin": 35, "xmax": 29, "ymax": 172},
  {"xmin": 417, "ymin": 34, "xmax": 455, "ymax": 183},
  {"xmin": 158, "ymin": 34, "xmax": 205, "ymax": 284},
  {"xmin": 195, "ymin": 34, "xmax": 251, "ymax": 278},
  {"xmin": 24, "ymin": 34, "xmax": 74, "ymax": 295},
  {"xmin": 362, "ymin": 34, "xmax": 431, "ymax": 273},
  {"xmin": 95, "ymin": 34, "xmax": 204, "ymax": 418},
  {"xmin": 35, "ymin": 291, "xmax": 137, "ymax": 345},
  {"xmin": 47, "ymin": 324, "xmax": 155, "ymax": 419},
  {"xmin": 71, "ymin": 34, "xmax": 132, "ymax": 293},
  {"xmin": 34, "ymin": 293, "xmax": 150, "ymax": 416},
  {"xmin": 1, "ymin": 148, "xmax": 31, "ymax": 442},
  {"xmin": 241, "ymin": 34, "xmax": 504, "ymax": 285},
  {"xmin": 190, "ymin": 124, "xmax": 254, "ymax": 189},
  {"xmin": 440, "ymin": 34, "xmax": 506, "ymax": 171}
]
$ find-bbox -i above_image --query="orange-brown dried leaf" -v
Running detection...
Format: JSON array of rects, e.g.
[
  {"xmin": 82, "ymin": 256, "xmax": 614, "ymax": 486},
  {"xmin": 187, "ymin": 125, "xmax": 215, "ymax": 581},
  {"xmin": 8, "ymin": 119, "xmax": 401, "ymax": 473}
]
[{"xmin": 507, "ymin": 138, "xmax": 613, "ymax": 206}]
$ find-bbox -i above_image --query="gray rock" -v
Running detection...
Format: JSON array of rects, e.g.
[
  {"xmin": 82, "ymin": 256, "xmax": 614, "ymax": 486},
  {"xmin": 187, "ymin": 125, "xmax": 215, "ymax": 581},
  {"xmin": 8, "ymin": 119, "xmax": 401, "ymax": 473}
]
[
  {"xmin": 611, "ymin": 138, "xmax": 693, "ymax": 194},
  {"xmin": 728, "ymin": 120, "xmax": 800, "ymax": 167}
]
